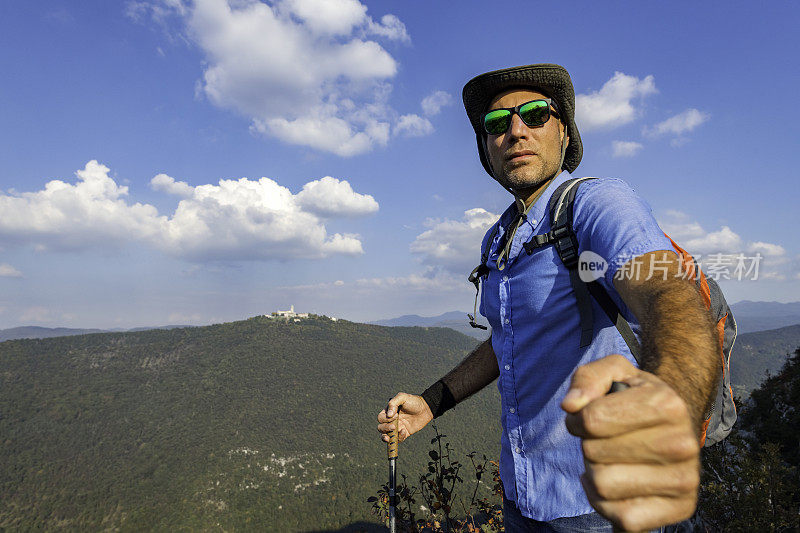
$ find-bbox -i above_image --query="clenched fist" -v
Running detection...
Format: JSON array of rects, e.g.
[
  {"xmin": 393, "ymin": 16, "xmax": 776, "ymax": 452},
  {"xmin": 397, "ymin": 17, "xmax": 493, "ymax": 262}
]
[{"xmin": 562, "ymin": 354, "xmax": 700, "ymax": 532}]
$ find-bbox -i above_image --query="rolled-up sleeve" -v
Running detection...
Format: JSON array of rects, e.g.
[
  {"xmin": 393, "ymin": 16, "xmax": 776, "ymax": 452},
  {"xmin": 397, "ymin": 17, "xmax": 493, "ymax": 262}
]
[{"xmin": 572, "ymin": 178, "xmax": 674, "ymax": 294}]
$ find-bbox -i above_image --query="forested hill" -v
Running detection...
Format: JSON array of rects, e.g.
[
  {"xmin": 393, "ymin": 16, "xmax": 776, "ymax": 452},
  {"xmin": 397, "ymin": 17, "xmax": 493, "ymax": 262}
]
[
  {"xmin": 0, "ymin": 316, "xmax": 499, "ymax": 531},
  {"xmin": 2, "ymin": 315, "xmax": 797, "ymax": 531},
  {"xmin": 732, "ymin": 324, "xmax": 800, "ymax": 397}
]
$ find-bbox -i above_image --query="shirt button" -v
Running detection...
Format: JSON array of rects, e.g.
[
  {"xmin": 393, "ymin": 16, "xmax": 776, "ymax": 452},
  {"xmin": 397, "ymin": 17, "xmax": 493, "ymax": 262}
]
[
  {"xmin": 502, "ymin": 275, "xmax": 508, "ymax": 282},
  {"xmin": 515, "ymin": 447, "xmax": 522, "ymax": 454},
  {"xmin": 504, "ymin": 318, "xmax": 510, "ymax": 324},
  {"xmin": 531, "ymin": 219, "xmax": 537, "ymax": 225},
  {"xmin": 509, "ymin": 407, "xmax": 515, "ymax": 414},
  {"xmin": 504, "ymin": 364, "xmax": 510, "ymax": 371}
]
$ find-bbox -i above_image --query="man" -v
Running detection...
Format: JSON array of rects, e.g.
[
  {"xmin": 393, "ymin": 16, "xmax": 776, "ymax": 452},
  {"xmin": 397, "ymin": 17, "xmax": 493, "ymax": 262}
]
[{"xmin": 377, "ymin": 64, "xmax": 718, "ymax": 532}]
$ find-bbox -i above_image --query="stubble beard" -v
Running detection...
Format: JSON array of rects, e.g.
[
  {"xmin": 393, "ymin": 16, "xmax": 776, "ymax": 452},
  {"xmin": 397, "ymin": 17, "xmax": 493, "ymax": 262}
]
[{"xmin": 495, "ymin": 157, "xmax": 560, "ymax": 195}]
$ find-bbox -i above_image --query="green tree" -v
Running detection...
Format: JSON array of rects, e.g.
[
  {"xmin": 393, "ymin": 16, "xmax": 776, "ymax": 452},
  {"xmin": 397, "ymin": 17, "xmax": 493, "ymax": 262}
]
[
  {"xmin": 743, "ymin": 347, "xmax": 800, "ymax": 468},
  {"xmin": 700, "ymin": 347, "xmax": 800, "ymax": 531}
]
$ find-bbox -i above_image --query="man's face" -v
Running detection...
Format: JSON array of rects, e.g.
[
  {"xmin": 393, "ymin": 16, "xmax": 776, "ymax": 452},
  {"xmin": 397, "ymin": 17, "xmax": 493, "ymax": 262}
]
[{"xmin": 485, "ymin": 88, "xmax": 568, "ymax": 193}]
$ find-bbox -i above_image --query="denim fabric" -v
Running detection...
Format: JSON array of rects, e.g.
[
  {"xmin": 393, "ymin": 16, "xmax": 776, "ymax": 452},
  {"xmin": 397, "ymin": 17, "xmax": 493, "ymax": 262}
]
[
  {"xmin": 479, "ymin": 171, "xmax": 674, "ymax": 520},
  {"xmin": 503, "ymin": 496, "xmax": 611, "ymax": 532},
  {"xmin": 503, "ymin": 496, "xmax": 700, "ymax": 533}
]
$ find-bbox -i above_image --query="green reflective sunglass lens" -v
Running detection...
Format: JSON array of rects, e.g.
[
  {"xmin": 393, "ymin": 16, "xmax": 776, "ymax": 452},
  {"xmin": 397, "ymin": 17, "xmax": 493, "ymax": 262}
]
[
  {"xmin": 483, "ymin": 110, "xmax": 511, "ymax": 135},
  {"xmin": 518, "ymin": 100, "xmax": 550, "ymax": 127},
  {"xmin": 483, "ymin": 101, "xmax": 551, "ymax": 134}
]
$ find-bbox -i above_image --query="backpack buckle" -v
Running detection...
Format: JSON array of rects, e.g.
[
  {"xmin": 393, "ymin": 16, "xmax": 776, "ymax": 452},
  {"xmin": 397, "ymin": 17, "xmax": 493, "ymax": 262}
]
[
  {"xmin": 468, "ymin": 313, "xmax": 487, "ymax": 330},
  {"xmin": 468, "ymin": 264, "xmax": 490, "ymax": 287},
  {"xmin": 467, "ymin": 264, "xmax": 489, "ymax": 330},
  {"xmin": 557, "ymin": 236, "xmax": 579, "ymax": 268},
  {"xmin": 523, "ymin": 231, "xmax": 555, "ymax": 255}
]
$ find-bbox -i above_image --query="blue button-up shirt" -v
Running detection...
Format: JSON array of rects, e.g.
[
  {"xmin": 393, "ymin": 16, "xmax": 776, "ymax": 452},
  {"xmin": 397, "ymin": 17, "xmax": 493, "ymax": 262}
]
[{"xmin": 479, "ymin": 171, "xmax": 674, "ymax": 520}]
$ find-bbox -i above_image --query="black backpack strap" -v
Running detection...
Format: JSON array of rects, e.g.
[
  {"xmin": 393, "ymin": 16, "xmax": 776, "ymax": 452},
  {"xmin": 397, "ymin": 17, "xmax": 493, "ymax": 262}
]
[
  {"xmin": 467, "ymin": 221, "xmax": 501, "ymax": 330},
  {"xmin": 482, "ymin": 221, "xmax": 501, "ymax": 266},
  {"xmin": 468, "ymin": 221, "xmax": 500, "ymax": 287},
  {"xmin": 548, "ymin": 178, "xmax": 596, "ymax": 348},
  {"xmin": 524, "ymin": 177, "xmax": 642, "ymax": 363},
  {"xmin": 521, "ymin": 178, "xmax": 587, "ymax": 261},
  {"xmin": 586, "ymin": 281, "xmax": 642, "ymax": 364}
]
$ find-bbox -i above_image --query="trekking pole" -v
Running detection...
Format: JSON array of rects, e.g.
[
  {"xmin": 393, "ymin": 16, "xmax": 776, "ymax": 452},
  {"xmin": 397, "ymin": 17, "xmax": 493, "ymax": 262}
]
[{"xmin": 387, "ymin": 406, "xmax": 400, "ymax": 533}]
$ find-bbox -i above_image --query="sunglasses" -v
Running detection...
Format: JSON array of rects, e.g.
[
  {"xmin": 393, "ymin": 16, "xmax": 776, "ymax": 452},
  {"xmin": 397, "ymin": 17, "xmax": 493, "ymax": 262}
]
[{"xmin": 482, "ymin": 98, "xmax": 560, "ymax": 135}]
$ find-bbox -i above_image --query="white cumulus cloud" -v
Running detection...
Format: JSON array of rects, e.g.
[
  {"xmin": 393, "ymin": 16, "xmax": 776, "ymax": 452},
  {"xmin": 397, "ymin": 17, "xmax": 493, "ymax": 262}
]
[
  {"xmin": 394, "ymin": 114, "xmax": 434, "ymax": 137},
  {"xmin": 748, "ymin": 241, "xmax": 787, "ymax": 257},
  {"xmin": 296, "ymin": 176, "xmax": 379, "ymax": 217},
  {"xmin": 133, "ymin": 0, "xmax": 426, "ymax": 155},
  {"xmin": 660, "ymin": 210, "xmax": 747, "ymax": 255},
  {"xmin": 391, "ymin": 91, "xmax": 451, "ymax": 138},
  {"xmin": 658, "ymin": 210, "xmax": 788, "ymax": 281},
  {"xmin": 161, "ymin": 176, "xmax": 365, "ymax": 261},
  {"xmin": 151, "ymin": 173, "xmax": 194, "ymax": 197},
  {"xmin": 365, "ymin": 14, "xmax": 409, "ymax": 43},
  {"xmin": 644, "ymin": 108, "xmax": 710, "ymax": 139},
  {"xmin": 0, "ymin": 263, "xmax": 23, "ymax": 278},
  {"xmin": 575, "ymin": 72, "xmax": 657, "ymax": 131},
  {"xmin": 421, "ymin": 90, "xmax": 453, "ymax": 116},
  {"xmin": 410, "ymin": 208, "xmax": 499, "ymax": 274},
  {"xmin": 255, "ymin": 115, "xmax": 379, "ymax": 157},
  {"xmin": 279, "ymin": 0, "xmax": 367, "ymax": 36},
  {"xmin": 0, "ymin": 160, "xmax": 163, "ymax": 250},
  {"xmin": 0, "ymin": 160, "xmax": 378, "ymax": 262},
  {"xmin": 611, "ymin": 141, "xmax": 643, "ymax": 158}
]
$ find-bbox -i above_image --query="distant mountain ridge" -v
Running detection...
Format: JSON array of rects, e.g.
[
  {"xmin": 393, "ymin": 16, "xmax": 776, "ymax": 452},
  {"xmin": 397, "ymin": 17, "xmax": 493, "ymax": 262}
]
[
  {"xmin": 730, "ymin": 300, "xmax": 800, "ymax": 316},
  {"xmin": 729, "ymin": 300, "xmax": 800, "ymax": 333},
  {"xmin": 0, "ymin": 326, "xmax": 106, "ymax": 342},
  {"xmin": 370, "ymin": 311, "xmax": 489, "ymax": 339},
  {"xmin": 370, "ymin": 311, "xmax": 470, "ymax": 327},
  {"xmin": 0, "ymin": 324, "xmax": 194, "ymax": 342},
  {"xmin": 7, "ymin": 300, "xmax": 798, "ymax": 343},
  {"xmin": 732, "ymin": 324, "xmax": 800, "ymax": 397},
  {"xmin": 372, "ymin": 301, "xmax": 800, "ymax": 338}
]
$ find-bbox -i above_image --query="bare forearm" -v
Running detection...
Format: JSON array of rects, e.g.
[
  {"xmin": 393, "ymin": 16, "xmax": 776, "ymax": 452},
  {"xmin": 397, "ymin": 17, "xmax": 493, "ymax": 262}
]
[
  {"xmin": 441, "ymin": 338, "xmax": 499, "ymax": 403},
  {"xmin": 638, "ymin": 280, "xmax": 719, "ymax": 433}
]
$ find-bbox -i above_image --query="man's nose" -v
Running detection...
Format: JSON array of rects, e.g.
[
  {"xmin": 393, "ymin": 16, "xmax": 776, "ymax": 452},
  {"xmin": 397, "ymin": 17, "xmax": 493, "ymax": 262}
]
[{"xmin": 507, "ymin": 112, "xmax": 530, "ymax": 139}]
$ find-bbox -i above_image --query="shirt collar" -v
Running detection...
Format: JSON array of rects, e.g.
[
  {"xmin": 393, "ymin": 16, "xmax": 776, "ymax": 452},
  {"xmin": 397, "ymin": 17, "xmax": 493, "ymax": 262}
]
[{"xmin": 511, "ymin": 170, "xmax": 574, "ymax": 230}]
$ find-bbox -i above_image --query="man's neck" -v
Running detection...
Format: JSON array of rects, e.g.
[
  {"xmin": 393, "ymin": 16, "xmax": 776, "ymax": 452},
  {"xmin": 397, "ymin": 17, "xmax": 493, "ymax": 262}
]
[{"xmin": 514, "ymin": 170, "xmax": 562, "ymax": 212}]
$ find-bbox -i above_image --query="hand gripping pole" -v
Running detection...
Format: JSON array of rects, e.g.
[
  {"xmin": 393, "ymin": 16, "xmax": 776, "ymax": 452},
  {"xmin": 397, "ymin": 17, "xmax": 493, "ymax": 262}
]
[{"xmin": 387, "ymin": 408, "xmax": 399, "ymax": 533}]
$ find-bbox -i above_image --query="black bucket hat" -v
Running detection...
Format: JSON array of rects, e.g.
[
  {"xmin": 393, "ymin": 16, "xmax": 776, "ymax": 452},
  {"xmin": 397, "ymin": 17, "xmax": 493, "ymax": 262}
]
[{"xmin": 462, "ymin": 63, "xmax": 582, "ymax": 176}]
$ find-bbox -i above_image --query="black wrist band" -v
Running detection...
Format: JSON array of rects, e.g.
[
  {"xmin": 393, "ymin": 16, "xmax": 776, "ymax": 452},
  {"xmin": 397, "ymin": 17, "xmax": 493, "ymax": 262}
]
[{"xmin": 420, "ymin": 379, "xmax": 457, "ymax": 419}]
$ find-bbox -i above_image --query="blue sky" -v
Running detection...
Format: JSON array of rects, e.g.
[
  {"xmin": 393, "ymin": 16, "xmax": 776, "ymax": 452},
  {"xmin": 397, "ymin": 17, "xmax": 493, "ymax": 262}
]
[{"xmin": 1, "ymin": 0, "xmax": 798, "ymax": 328}]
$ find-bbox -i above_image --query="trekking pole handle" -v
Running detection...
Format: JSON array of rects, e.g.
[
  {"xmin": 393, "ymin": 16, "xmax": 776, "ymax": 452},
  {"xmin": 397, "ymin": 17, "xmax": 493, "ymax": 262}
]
[
  {"xmin": 608, "ymin": 381, "xmax": 629, "ymax": 394},
  {"xmin": 387, "ymin": 408, "xmax": 399, "ymax": 459}
]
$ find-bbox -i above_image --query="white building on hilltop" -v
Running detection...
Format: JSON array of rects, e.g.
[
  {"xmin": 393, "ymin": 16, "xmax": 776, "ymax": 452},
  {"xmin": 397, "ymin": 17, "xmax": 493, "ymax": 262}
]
[
  {"xmin": 265, "ymin": 306, "xmax": 338, "ymax": 321},
  {"xmin": 271, "ymin": 305, "xmax": 309, "ymax": 319}
]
